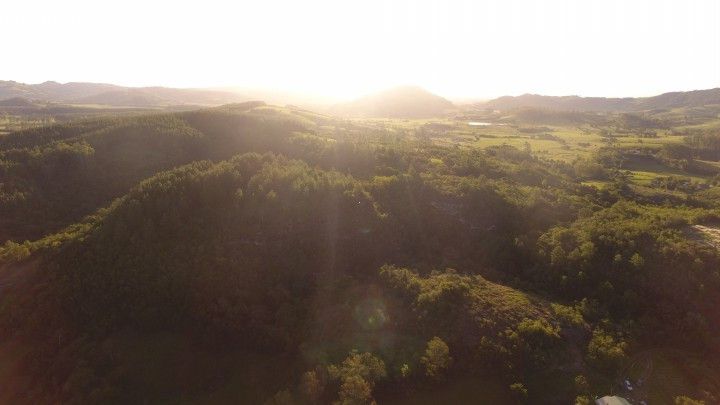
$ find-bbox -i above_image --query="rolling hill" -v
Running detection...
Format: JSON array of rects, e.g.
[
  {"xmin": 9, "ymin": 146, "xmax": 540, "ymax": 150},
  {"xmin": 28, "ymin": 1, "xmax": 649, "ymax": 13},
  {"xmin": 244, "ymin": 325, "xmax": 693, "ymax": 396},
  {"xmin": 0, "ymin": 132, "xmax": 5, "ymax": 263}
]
[
  {"xmin": 0, "ymin": 97, "xmax": 37, "ymax": 107},
  {"xmin": 1, "ymin": 97, "xmax": 719, "ymax": 404},
  {"xmin": 0, "ymin": 103, "xmax": 579, "ymax": 403},
  {"xmin": 331, "ymin": 86, "xmax": 455, "ymax": 118},
  {"xmin": 483, "ymin": 88, "xmax": 720, "ymax": 112},
  {"xmin": 0, "ymin": 150, "xmax": 571, "ymax": 402},
  {"xmin": 0, "ymin": 80, "xmax": 246, "ymax": 107}
]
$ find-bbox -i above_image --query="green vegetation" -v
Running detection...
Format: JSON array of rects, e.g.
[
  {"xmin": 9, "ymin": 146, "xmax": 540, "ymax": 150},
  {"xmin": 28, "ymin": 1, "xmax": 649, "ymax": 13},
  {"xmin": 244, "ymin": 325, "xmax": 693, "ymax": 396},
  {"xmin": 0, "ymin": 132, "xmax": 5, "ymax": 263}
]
[
  {"xmin": 420, "ymin": 337, "xmax": 451, "ymax": 378},
  {"xmin": 0, "ymin": 96, "xmax": 719, "ymax": 403}
]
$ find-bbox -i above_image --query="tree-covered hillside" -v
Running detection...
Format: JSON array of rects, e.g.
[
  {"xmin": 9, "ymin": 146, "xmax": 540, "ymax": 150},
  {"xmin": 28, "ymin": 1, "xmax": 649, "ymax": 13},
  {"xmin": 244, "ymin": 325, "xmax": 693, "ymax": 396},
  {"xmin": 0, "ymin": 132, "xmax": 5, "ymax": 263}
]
[{"xmin": 1, "ymin": 101, "xmax": 719, "ymax": 404}]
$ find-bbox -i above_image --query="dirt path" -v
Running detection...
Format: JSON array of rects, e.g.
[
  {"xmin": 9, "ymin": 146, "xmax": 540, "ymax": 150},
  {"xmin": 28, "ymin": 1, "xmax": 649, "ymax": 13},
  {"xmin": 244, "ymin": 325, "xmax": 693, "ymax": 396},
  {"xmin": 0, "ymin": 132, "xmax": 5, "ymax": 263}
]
[
  {"xmin": 618, "ymin": 352, "xmax": 654, "ymax": 403},
  {"xmin": 690, "ymin": 224, "xmax": 720, "ymax": 250}
]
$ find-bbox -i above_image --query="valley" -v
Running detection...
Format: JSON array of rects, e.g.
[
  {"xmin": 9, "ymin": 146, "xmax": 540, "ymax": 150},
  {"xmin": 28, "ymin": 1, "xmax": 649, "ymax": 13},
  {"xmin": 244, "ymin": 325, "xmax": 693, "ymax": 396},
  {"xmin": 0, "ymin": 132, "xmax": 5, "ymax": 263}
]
[{"xmin": 1, "ymin": 87, "xmax": 719, "ymax": 404}]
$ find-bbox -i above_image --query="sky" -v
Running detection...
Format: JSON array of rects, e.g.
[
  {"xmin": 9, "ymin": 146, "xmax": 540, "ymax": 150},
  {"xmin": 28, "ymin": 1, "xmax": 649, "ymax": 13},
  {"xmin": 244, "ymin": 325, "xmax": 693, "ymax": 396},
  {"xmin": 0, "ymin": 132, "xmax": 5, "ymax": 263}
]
[{"xmin": 2, "ymin": 0, "xmax": 719, "ymax": 101}]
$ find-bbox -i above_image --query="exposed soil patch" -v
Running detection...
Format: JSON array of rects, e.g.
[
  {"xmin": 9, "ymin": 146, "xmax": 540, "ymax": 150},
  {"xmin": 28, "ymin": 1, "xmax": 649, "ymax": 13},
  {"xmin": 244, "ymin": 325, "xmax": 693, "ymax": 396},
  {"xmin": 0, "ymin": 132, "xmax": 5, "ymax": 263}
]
[{"xmin": 690, "ymin": 224, "xmax": 720, "ymax": 250}]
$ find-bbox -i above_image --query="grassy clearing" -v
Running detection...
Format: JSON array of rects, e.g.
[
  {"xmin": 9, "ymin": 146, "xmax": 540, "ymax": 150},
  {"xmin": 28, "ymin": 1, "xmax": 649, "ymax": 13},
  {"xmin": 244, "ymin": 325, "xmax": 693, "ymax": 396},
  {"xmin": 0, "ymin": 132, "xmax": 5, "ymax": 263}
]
[
  {"xmin": 0, "ymin": 115, "xmax": 57, "ymax": 133},
  {"xmin": 582, "ymin": 180, "xmax": 612, "ymax": 189},
  {"xmin": 425, "ymin": 123, "xmax": 603, "ymax": 162},
  {"xmin": 621, "ymin": 155, "xmax": 709, "ymax": 184},
  {"xmin": 625, "ymin": 349, "xmax": 720, "ymax": 404},
  {"xmin": 615, "ymin": 135, "xmax": 683, "ymax": 150},
  {"xmin": 392, "ymin": 118, "xmax": 720, "ymax": 188}
]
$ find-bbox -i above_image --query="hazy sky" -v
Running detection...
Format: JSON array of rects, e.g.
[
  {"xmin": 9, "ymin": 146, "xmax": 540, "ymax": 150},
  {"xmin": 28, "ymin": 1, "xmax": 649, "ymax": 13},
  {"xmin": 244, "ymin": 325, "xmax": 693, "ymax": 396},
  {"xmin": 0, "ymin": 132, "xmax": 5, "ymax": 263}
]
[{"xmin": 3, "ymin": 0, "xmax": 719, "ymax": 100}]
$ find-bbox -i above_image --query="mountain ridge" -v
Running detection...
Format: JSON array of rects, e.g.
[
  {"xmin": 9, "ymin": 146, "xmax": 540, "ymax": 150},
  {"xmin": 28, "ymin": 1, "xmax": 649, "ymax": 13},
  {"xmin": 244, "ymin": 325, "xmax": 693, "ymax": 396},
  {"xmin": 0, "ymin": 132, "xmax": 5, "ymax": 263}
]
[
  {"xmin": 0, "ymin": 80, "xmax": 246, "ymax": 107},
  {"xmin": 3, "ymin": 80, "xmax": 720, "ymax": 113},
  {"xmin": 482, "ymin": 88, "xmax": 720, "ymax": 112}
]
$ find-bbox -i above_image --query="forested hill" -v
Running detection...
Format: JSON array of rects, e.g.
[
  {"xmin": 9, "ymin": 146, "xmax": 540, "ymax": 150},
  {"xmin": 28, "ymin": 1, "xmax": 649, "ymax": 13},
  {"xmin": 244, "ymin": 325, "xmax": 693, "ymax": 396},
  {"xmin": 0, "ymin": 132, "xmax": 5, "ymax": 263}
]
[
  {"xmin": 0, "ymin": 80, "xmax": 245, "ymax": 106},
  {"xmin": 484, "ymin": 88, "xmax": 720, "ymax": 112},
  {"xmin": 0, "ymin": 100, "xmax": 313, "ymax": 242},
  {"xmin": 0, "ymin": 101, "xmax": 719, "ymax": 404}
]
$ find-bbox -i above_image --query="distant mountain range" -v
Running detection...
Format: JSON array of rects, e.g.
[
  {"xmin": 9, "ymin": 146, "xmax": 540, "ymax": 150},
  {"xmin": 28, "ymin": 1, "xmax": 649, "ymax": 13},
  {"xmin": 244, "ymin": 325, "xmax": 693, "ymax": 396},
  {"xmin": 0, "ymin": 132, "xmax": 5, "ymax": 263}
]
[
  {"xmin": 483, "ymin": 88, "xmax": 720, "ymax": 112},
  {"xmin": 331, "ymin": 86, "xmax": 456, "ymax": 118},
  {"xmin": 0, "ymin": 96, "xmax": 36, "ymax": 107},
  {"xmin": 0, "ymin": 80, "xmax": 246, "ymax": 107},
  {"xmin": 2, "ymin": 80, "xmax": 719, "ymax": 114}
]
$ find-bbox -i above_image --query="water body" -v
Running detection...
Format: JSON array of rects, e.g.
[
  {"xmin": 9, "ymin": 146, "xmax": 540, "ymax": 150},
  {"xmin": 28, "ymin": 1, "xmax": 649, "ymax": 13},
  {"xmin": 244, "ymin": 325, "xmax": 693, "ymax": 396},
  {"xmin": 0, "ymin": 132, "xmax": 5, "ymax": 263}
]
[{"xmin": 468, "ymin": 121, "xmax": 505, "ymax": 126}]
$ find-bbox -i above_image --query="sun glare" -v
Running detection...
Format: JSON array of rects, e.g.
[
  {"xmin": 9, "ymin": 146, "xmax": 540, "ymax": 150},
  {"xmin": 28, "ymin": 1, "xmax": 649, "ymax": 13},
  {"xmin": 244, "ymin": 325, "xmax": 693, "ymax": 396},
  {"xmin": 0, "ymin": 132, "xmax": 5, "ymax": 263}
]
[{"xmin": 2, "ymin": 0, "xmax": 719, "ymax": 100}]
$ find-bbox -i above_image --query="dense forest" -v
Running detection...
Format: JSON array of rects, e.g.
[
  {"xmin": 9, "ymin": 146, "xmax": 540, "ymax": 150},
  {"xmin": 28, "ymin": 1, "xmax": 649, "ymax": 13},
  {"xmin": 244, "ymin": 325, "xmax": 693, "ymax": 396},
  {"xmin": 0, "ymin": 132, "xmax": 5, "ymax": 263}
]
[{"xmin": 1, "ymin": 98, "xmax": 719, "ymax": 404}]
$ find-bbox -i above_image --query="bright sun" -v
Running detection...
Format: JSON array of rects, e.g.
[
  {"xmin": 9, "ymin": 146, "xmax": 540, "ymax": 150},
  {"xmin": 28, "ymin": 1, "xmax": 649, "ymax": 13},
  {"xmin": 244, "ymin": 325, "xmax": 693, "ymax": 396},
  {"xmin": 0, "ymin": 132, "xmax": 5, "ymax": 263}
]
[{"xmin": 3, "ymin": 0, "xmax": 719, "ymax": 100}]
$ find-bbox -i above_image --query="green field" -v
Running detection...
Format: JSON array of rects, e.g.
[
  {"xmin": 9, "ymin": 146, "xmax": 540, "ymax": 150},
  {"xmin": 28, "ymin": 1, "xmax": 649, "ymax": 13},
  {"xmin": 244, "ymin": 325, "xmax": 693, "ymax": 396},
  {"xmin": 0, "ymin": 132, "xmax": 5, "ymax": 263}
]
[
  {"xmin": 349, "ymin": 114, "xmax": 720, "ymax": 191},
  {"xmin": 0, "ymin": 115, "xmax": 57, "ymax": 134}
]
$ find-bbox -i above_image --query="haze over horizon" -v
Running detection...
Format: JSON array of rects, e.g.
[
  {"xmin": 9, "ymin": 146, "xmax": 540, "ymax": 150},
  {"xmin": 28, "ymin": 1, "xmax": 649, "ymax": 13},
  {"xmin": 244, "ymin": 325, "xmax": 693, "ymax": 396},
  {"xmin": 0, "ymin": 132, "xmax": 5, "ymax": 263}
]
[{"xmin": 3, "ymin": 0, "xmax": 720, "ymax": 101}]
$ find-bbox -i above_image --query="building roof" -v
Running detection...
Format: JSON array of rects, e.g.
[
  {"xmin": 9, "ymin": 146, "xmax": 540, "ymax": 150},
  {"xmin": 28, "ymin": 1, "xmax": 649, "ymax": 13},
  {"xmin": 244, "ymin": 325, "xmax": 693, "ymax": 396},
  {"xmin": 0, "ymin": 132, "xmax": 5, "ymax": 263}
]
[{"xmin": 595, "ymin": 396, "xmax": 631, "ymax": 405}]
